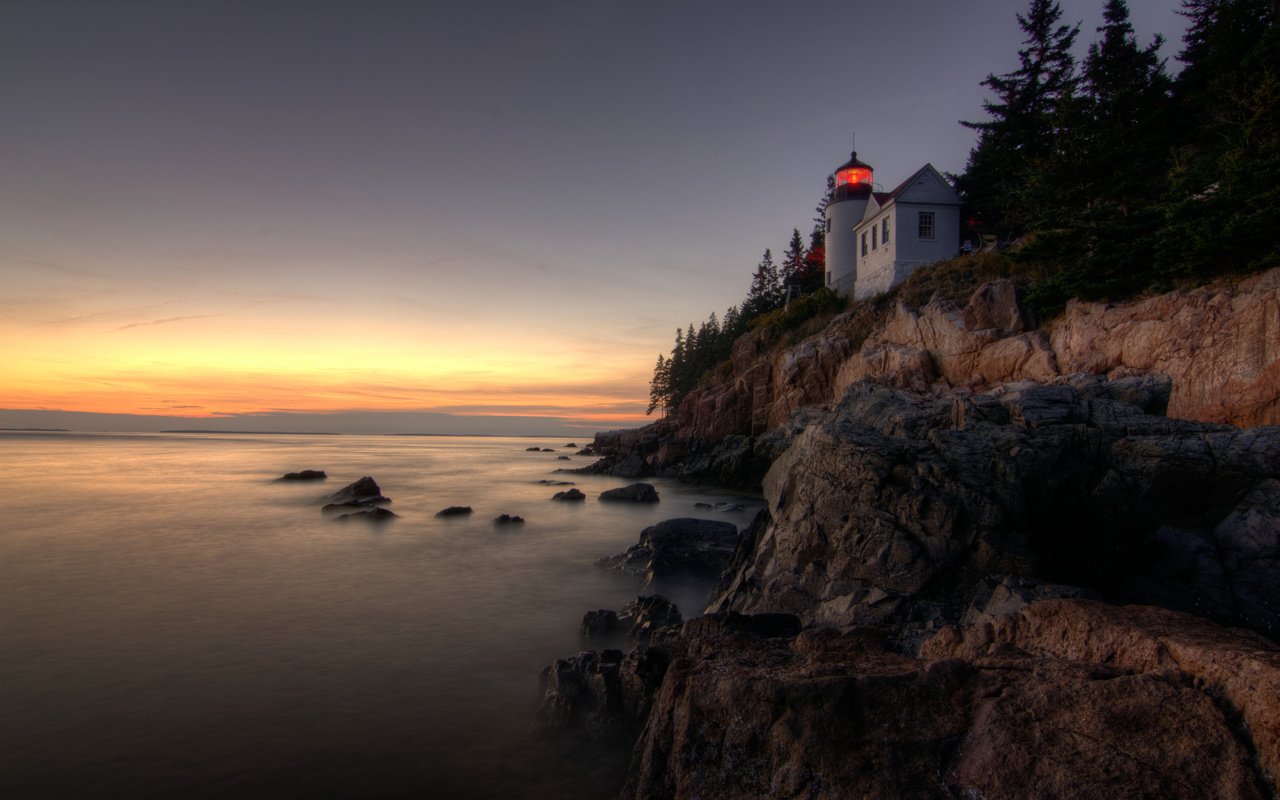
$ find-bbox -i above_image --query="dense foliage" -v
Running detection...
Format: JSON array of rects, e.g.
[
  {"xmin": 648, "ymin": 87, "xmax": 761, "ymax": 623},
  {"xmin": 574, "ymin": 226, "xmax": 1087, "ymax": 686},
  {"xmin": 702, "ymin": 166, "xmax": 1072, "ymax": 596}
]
[{"xmin": 962, "ymin": 0, "xmax": 1279, "ymax": 313}]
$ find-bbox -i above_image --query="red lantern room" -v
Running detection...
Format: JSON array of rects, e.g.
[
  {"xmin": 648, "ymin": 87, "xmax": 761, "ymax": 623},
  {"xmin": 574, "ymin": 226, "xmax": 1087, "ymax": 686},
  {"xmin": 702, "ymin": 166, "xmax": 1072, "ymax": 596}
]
[{"xmin": 833, "ymin": 151, "xmax": 874, "ymax": 199}]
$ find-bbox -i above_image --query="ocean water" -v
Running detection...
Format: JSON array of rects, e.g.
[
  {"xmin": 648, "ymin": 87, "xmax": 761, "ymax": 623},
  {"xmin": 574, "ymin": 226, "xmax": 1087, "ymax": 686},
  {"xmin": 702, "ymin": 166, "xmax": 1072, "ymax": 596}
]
[{"xmin": 0, "ymin": 432, "xmax": 763, "ymax": 799}]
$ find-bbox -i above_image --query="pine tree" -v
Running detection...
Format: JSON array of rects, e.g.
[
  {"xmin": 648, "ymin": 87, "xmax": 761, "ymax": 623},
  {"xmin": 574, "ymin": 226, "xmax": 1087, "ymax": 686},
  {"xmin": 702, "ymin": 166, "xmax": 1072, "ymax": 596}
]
[
  {"xmin": 1158, "ymin": 0, "xmax": 1280, "ymax": 277},
  {"xmin": 781, "ymin": 228, "xmax": 806, "ymax": 289},
  {"xmin": 646, "ymin": 354, "xmax": 670, "ymax": 416},
  {"xmin": 959, "ymin": 0, "xmax": 1080, "ymax": 238},
  {"xmin": 1023, "ymin": 0, "xmax": 1173, "ymax": 303},
  {"xmin": 743, "ymin": 249, "xmax": 784, "ymax": 319}
]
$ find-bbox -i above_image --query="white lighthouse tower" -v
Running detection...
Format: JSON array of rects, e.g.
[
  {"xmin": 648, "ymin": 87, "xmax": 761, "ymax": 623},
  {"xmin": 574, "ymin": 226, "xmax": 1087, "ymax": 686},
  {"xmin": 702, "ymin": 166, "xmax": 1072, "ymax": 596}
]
[{"xmin": 824, "ymin": 145, "xmax": 874, "ymax": 296}]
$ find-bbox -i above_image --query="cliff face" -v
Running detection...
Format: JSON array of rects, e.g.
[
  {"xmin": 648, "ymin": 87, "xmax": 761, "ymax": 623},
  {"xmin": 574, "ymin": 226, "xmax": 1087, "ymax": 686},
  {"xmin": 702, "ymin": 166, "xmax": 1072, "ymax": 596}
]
[
  {"xmin": 546, "ymin": 270, "xmax": 1280, "ymax": 800},
  {"xmin": 667, "ymin": 268, "xmax": 1280, "ymax": 456}
]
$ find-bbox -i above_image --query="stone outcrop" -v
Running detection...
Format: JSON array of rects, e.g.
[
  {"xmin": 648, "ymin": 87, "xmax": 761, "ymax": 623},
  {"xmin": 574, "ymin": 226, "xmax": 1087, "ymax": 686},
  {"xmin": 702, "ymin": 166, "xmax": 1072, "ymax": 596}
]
[
  {"xmin": 712, "ymin": 382, "xmax": 1280, "ymax": 642},
  {"xmin": 598, "ymin": 518, "xmax": 740, "ymax": 592},
  {"xmin": 586, "ymin": 269, "xmax": 1280, "ymax": 486},
  {"xmin": 548, "ymin": 604, "xmax": 1277, "ymax": 799}
]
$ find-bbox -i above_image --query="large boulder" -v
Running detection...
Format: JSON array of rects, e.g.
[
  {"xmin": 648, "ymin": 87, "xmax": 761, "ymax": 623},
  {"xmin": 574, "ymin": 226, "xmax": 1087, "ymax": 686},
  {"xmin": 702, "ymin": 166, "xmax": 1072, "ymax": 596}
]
[
  {"xmin": 599, "ymin": 483, "xmax": 660, "ymax": 503},
  {"xmin": 599, "ymin": 518, "xmax": 740, "ymax": 591},
  {"xmin": 322, "ymin": 476, "xmax": 390, "ymax": 507}
]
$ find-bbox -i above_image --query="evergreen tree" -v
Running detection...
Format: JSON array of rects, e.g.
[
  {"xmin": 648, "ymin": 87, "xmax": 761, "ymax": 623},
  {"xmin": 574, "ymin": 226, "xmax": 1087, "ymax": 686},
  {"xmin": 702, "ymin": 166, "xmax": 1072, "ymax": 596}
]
[
  {"xmin": 800, "ymin": 225, "xmax": 827, "ymax": 293},
  {"xmin": 1159, "ymin": 0, "xmax": 1280, "ymax": 276},
  {"xmin": 812, "ymin": 173, "xmax": 835, "ymax": 246},
  {"xmin": 781, "ymin": 228, "xmax": 807, "ymax": 289},
  {"xmin": 743, "ymin": 249, "xmax": 784, "ymax": 319},
  {"xmin": 646, "ymin": 354, "xmax": 670, "ymax": 416},
  {"xmin": 1024, "ymin": 0, "xmax": 1173, "ymax": 302},
  {"xmin": 959, "ymin": 0, "xmax": 1080, "ymax": 238}
]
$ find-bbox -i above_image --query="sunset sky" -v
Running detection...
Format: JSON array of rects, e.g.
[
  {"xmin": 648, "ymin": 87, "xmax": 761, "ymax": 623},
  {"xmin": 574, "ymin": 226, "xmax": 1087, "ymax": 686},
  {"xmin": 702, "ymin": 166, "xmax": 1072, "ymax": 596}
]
[{"xmin": 1, "ymin": 1, "xmax": 1185, "ymax": 435}]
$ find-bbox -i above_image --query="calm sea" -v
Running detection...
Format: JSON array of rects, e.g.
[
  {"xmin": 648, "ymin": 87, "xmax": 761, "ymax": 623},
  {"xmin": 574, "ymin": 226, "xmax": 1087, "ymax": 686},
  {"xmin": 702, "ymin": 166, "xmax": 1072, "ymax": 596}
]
[{"xmin": 0, "ymin": 432, "xmax": 762, "ymax": 799}]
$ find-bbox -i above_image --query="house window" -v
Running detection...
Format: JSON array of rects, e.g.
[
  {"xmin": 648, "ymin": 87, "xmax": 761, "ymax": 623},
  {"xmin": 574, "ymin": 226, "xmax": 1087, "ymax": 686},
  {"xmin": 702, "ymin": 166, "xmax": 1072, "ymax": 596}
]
[
  {"xmin": 882, "ymin": 217, "xmax": 889, "ymax": 243},
  {"xmin": 872, "ymin": 226, "xmax": 877, "ymax": 250},
  {"xmin": 861, "ymin": 232, "xmax": 867, "ymax": 257},
  {"xmin": 918, "ymin": 211, "xmax": 935, "ymax": 240},
  {"xmin": 825, "ymin": 218, "xmax": 831, "ymax": 234}
]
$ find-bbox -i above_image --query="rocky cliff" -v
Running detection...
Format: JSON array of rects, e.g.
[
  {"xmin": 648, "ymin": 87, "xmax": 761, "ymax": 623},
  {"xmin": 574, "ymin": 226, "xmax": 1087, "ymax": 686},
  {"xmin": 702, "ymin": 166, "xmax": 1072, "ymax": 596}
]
[
  {"xmin": 589, "ymin": 268, "xmax": 1280, "ymax": 486},
  {"xmin": 545, "ymin": 269, "xmax": 1280, "ymax": 799}
]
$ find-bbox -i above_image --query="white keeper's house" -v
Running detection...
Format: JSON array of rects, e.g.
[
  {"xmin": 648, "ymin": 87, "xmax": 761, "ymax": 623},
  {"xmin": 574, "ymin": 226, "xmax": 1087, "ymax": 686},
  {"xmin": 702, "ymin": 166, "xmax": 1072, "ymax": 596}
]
[{"xmin": 824, "ymin": 148, "xmax": 961, "ymax": 300}]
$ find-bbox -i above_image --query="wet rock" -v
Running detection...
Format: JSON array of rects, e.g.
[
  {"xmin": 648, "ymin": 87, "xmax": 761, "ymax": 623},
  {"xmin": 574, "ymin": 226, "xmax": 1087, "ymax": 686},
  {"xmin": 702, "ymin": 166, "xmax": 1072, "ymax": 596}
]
[
  {"xmin": 599, "ymin": 518, "xmax": 740, "ymax": 590},
  {"xmin": 494, "ymin": 514, "xmax": 525, "ymax": 525},
  {"xmin": 332, "ymin": 506, "xmax": 398, "ymax": 523},
  {"xmin": 552, "ymin": 488, "xmax": 586, "ymax": 501},
  {"xmin": 619, "ymin": 595, "xmax": 682, "ymax": 645},
  {"xmin": 525, "ymin": 446, "xmax": 542, "ymax": 451},
  {"xmin": 276, "ymin": 469, "xmax": 327, "ymax": 481},
  {"xmin": 581, "ymin": 609, "xmax": 620, "ymax": 639},
  {"xmin": 537, "ymin": 479, "xmax": 576, "ymax": 485},
  {"xmin": 322, "ymin": 476, "xmax": 390, "ymax": 506},
  {"xmin": 565, "ymin": 443, "xmax": 578, "ymax": 448},
  {"xmin": 435, "ymin": 506, "xmax": 472, "ymax": 517},
  {"xmin": 693, "ymin": 501, "xmax": 746, "ymax": 512},
  {"xmin": 599, "ymin": 483, "xmax": 660, "ymax": 503},
  {"xmin": 557, "ymin": 455, "xmax": 571, "ymax": 461}
]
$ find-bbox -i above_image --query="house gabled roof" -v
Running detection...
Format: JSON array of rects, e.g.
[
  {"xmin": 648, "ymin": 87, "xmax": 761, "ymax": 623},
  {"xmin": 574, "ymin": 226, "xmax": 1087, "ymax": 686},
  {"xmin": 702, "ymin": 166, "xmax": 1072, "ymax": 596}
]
[{"xmin": 857, "ymin": 163, "xmax": 959, "ymax": 227}]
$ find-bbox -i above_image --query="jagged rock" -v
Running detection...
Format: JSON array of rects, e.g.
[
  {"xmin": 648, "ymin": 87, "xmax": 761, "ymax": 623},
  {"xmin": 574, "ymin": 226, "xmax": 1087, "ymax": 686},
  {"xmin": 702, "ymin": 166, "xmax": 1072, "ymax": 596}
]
[
  {"xmin": 552, "ymin": 488, "xmax": 586, "ymax": 501},
  {"xmin": 546, "ymin": 605, "xmax": 1274, "ymax": 800},
  {"xmin": 322, "ymin": 476, "xmax": 390, "ymax": 506},
  {"xmin": 922, "ymin": 598, "xmax": 1280, "ymax": 794},
  {"xmin": 435, "ymin": 506, "xmax": 472, "ymax": 517},
  {"xmin": 581, "ymin": 609, "xmax": 620, "ymax": 638},
  {"xmin": 599, "ymin": 483, "xmax": 660, "ymax": 503},
  {"xmin": 493, "ymin": 514, "xmax": 525, "ymax": 525},
  {"xmin": 598, "ymin": 518, "xmax": 740, "ymax": 591},
  {"xmin": 276, "ymin": 469, "xmax": 327, "ymax": 481},
  {"xmin": 710, "ymin": 382, "xmax": 1280, "ymax": 642},
  {"xmin": 593, "ymin": 271, "xmax": 1280, "ymax": 484},
  {"xmin": 332, "ymin": 506, "xmax": 397, "ymax": 522},
  {"xmin": 619, "ymin": 595, "xmax": 682, "ymax": 645},
  {"xmin": 693, "ymin": 501, "xmax": 745, "ymax": 512}
]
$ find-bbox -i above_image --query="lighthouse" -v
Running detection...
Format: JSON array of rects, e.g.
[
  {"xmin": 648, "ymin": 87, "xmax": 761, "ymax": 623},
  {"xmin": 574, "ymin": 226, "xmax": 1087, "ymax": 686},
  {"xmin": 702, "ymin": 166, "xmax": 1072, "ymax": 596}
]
[{"xmin": 824, "ymin": 147, "xmax": 874, "ymax": 295}]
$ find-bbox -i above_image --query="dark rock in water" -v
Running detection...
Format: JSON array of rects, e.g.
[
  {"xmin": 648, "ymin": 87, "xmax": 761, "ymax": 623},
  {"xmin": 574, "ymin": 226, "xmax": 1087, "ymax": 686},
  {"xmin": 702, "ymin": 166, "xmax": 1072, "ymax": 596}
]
[
  {"xmin": 276, "ymin": 469, "xmax": 327, "ymax": 481},
  {"xmin": 494, "ymin": 514, "xmax": 525, "ymax": 525},
  {"xmin": 435, "ymin": 506, "xmax": 472, "ymax": 517},
  {"xmin": 538, "ymin": 479, "xmax": 575, "ymax": 486},
  {"xmin": 693, "ymin": 501, "xmax": 745, "ymax": 512},
  {"xmin": 581, "ymin": 609, "xmax": 620, "ymax": 638},
  {"xmin": 565, "ymin": 443, "xmax": 578, "ymax": 448},
  {"xmin": 576, "ymin": 446, "xmax": 597, "ymax": 456},
  {"xmin": 557, "ymin": 455, "xmax": 571, "ymax": 461},
  {"xmin": 542, "ymin": 448, "xmax": 556, "ymax": 452},
  {"xmin": 599, "ymin": 483, "xmax": 660, "ymax": 503},
  {"xmin": 620, "ymin": 595, "xmax": 682, "ymax": 645},
  {"xmin": 333, "ymin": 506, "xmax": 397, "ymax": 522},
  {"xmin": 553, "ymin": 488, "xmax": 586, "ymax": 501},
  {"xmin": 598, "ymin": 518, "xmax": 739, "ymax": 590},
  {"xmin": 322, "ymin": 476, "xmax": 390, "ymax": 506},
  {"xmin": 526, "ymin": 446, "xmax": 542, "ymax": 452}
]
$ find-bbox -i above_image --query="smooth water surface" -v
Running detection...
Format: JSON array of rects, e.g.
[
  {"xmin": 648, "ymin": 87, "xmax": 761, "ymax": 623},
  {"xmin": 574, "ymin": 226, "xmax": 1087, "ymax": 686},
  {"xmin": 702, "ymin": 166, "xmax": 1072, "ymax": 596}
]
[{"xmin": 0, "ymin": 432, "xmax": 762, "ymax": 799}]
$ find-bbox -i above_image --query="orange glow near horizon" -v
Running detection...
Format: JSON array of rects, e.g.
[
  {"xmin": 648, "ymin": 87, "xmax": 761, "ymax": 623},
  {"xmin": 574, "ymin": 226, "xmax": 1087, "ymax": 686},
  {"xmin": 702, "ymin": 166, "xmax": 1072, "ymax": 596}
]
[{"xmin": 1, "ymin": 305, "xmax": 655, "ymax": 427}]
